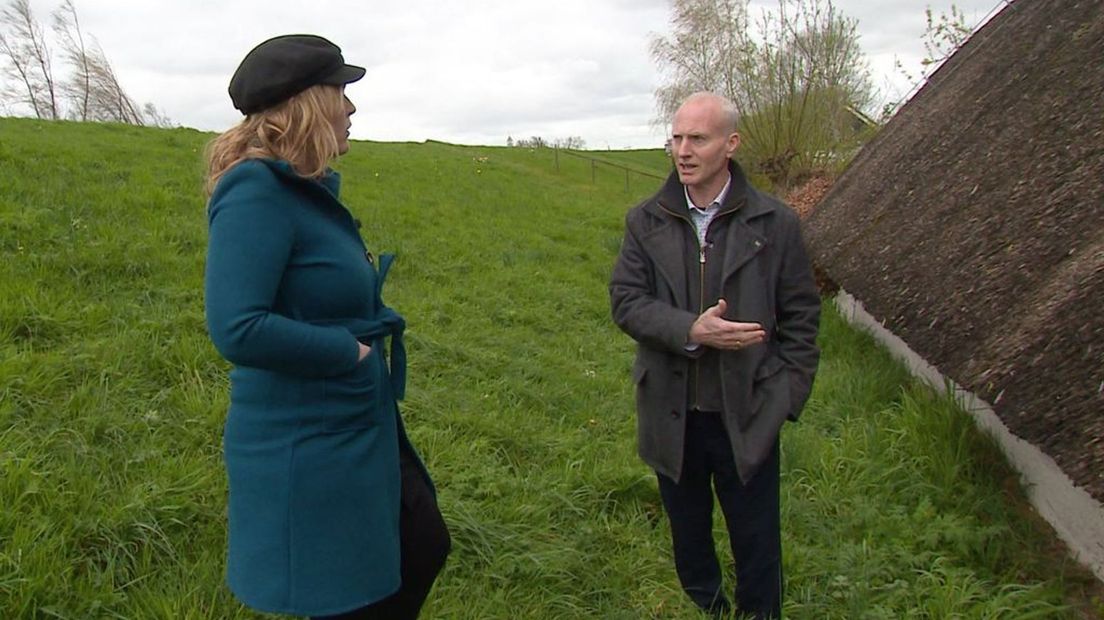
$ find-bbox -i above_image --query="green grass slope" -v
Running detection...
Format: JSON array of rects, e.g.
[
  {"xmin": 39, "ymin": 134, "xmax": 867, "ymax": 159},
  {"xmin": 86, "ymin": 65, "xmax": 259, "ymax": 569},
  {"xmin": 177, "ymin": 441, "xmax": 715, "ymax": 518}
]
[{"xmin": 0, "ymin": 118, "xmax": 1098, "ymax": 618}]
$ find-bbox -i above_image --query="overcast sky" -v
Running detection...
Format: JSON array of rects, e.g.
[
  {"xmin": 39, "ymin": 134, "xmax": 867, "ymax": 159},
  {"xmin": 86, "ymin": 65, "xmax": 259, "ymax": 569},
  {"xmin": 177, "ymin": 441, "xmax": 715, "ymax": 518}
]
[{"xmin": 6, "ymin": 0, "xmax": 1004, "ymax": 149}]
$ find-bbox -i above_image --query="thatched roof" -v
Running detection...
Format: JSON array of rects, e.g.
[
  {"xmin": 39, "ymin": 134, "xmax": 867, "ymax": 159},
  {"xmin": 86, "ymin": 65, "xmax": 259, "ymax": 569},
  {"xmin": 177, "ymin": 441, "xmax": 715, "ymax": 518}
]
[{"xmin": 805, "ymin": 0, "xmax": 1104, "ymax": 501}]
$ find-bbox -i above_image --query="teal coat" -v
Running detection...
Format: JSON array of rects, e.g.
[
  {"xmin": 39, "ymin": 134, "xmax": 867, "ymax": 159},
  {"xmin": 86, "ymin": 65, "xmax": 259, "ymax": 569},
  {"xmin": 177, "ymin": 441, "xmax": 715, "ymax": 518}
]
[{"xmin": 205, "ymin": 159, "xmax": 427, "ymax": 616}]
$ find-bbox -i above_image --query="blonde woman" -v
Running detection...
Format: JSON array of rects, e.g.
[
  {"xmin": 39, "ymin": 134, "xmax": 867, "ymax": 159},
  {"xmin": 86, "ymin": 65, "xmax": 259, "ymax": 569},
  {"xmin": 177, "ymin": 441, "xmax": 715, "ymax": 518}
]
[{"xmin": 204, "ymin": 34, "xmax": 449, "ymax": 620}]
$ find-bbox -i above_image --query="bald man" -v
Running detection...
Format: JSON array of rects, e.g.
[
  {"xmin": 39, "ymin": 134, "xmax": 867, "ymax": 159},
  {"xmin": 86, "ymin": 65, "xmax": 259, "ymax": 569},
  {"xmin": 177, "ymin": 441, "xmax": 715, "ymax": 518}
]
[{"xmin": 610, "ymin": 92, "xmax": 820, "ymax": 618}]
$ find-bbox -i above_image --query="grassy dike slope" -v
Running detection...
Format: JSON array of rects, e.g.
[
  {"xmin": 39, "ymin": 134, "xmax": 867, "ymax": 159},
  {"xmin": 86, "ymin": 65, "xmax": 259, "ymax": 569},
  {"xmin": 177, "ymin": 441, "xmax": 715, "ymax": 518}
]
[{"xmin": 0, "ymin": 118, "xmax": 1096, "ymax": 618}]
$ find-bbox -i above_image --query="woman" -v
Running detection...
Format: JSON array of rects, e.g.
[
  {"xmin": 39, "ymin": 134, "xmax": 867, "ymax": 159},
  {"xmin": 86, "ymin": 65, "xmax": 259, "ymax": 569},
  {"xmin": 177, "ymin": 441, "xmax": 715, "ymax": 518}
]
[{"xmin": 204, "ymin": 34, "xmax": 450, "ymax": 619}]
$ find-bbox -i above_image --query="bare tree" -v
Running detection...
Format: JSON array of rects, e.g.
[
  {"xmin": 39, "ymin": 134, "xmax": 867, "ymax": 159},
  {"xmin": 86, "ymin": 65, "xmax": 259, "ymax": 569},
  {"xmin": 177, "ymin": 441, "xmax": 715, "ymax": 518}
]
[
  {"xmin": 142, "ymin": 102, "xmax": 173, "ymax": 128},
  {"xmin": 51, "ymin": 0, "xmax": 90, "ymax": 120},
  {"xmin": 651, "ymin": 0, "xmax": 875, "ymax": 186},
  {"xmin": 84, "ymin": 45, "xmax": 144, "ymax": 124},
  {"xmin": 0, "ymin": 0, "xmax": 59, "ymax": 119},
  {"xmin": 0, "ymin": 0, "xmax": 162, "ymax": 126},
  {"xmin": 650, "ymin": 0, "xmax": 752, "ymax": 123},
  {"xmin": 49, "ymin": 0, "xmax": 143, "ymax": 125}
]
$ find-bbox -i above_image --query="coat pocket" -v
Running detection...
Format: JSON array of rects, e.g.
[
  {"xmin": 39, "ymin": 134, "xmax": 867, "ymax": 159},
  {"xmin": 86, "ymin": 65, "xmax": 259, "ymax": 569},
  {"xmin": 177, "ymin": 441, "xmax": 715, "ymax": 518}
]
[
  {"xmin": 754, "ymin": 354, "xmax": 787, "ymax": 382},
  {"xmin": 742, "ymin": 355, "xmax": 791, "ymax": 431},
  {"xmin": 319, "ymin": 353, "xmax": 382, "ymax": 432}
]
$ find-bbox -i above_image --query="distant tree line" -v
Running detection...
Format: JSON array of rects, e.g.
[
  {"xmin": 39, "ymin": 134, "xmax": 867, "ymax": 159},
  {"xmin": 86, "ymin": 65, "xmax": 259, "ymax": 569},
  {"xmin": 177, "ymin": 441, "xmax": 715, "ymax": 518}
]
[
  {"xmin": 0, "ymin": 0, "xmax": 170, "ymax": 126},
  {"xmin": 507, "ymin": 135, "xmax": 587, "ymax": 150}
]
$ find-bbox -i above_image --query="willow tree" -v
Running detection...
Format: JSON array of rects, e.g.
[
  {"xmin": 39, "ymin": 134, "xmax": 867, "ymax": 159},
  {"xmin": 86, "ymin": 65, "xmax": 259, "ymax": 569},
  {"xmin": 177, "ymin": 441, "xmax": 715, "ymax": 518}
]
[{"xmin": 651, "ymin": 0, "xmax": 875, "ymax": 187}]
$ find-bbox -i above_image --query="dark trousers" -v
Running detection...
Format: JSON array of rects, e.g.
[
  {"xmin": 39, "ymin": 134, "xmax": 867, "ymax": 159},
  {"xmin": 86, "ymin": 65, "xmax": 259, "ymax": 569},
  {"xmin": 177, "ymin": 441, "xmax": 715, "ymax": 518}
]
[
  {"xmin": 312, "ymin": 446, "xmax": 451, "ymax": 620},
  {"xmin": 656, "ymin": 411, "xmax": 782, "ymax": 619}
]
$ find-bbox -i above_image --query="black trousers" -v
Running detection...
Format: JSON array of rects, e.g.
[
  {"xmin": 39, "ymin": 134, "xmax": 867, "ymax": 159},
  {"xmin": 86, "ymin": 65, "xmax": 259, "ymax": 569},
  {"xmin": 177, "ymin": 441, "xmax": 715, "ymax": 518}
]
[
  {"xmin": 656, "ymin": 411, "xmax": 782, "ymax": 619},
  {"xmin": 312, "ymin": 446, "xmax": 451, "ymax": 620}
]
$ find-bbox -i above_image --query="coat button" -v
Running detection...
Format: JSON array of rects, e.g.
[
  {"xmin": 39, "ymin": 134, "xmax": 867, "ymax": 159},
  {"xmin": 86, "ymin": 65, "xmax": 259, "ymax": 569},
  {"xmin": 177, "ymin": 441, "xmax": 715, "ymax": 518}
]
[{"xmin": 670, "ymin": 410, "xmax": 680, "ymax": 419}]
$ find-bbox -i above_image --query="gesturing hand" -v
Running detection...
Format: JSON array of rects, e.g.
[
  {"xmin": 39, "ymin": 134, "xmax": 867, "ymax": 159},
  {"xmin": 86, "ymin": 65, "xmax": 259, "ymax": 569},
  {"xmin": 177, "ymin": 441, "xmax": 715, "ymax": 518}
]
[{"xmin": 688, "ymin": 299, "xmax": 766, "ymax": 351}]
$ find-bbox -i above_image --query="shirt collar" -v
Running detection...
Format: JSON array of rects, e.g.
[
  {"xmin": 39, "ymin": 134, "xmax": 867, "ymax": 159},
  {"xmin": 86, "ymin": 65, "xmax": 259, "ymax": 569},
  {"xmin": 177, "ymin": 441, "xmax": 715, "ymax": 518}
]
[{"xmin": 684, "ymin": 172, "xmax": 732, "ymax": 213}]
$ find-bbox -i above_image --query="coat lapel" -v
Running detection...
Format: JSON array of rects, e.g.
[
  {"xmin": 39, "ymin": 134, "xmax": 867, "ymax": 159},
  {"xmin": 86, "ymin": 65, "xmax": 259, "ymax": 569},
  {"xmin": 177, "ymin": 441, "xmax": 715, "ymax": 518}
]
[
  {"xmin": 640, "ymin": 216, "xmax": 689, "ymax": 305},
  {"xmin": 722, "ymin": 217, "xmax": 768, "ymax": 283},
  {"xmin": 720, "ymin": 165, "xmax": 772, "ymax": 283}
]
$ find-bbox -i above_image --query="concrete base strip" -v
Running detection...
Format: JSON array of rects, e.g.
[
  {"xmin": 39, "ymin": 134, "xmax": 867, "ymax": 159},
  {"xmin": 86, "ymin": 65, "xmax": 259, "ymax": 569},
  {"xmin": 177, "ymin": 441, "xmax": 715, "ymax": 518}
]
[{"xmin": 834, "ymin": 289, "xmax": 1104, "ymax": 582}]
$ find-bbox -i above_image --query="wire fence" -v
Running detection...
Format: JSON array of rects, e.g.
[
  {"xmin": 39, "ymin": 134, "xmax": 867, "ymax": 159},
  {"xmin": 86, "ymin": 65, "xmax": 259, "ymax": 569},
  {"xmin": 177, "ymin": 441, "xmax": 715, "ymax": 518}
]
[{"xmin": 549, "ymin": 147, "xmax": 668, "ymax": 194}]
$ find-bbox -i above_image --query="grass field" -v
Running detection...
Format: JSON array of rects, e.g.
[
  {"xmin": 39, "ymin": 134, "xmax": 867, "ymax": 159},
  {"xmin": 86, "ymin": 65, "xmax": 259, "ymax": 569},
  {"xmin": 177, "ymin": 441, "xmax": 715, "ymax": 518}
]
[{"xmin": 1, "ymin": 117, "xmax": 1100, "ymax": 619}]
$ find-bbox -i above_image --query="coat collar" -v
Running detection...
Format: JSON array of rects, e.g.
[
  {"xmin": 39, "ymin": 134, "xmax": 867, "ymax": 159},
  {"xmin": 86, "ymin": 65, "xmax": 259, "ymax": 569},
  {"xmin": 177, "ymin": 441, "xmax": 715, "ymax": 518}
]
[
  {"xmin": 259, "ymin": 158, "xmax": 343, "ymax": 200},
  {"xmin": 639, "ymin": 160, "xmax": 773, "ymax": 293},
  {"xmin": 648, "ymin": 159, "xmax": 774, "ymax": 222}
]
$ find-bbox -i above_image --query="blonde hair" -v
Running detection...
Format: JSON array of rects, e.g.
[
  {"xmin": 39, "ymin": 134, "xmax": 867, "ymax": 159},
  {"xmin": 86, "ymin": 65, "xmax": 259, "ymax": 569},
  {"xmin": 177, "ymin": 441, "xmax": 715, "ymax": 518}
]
[{"xmin": 205, "ymin": 84, "xmax": 345, "ymax": 195}]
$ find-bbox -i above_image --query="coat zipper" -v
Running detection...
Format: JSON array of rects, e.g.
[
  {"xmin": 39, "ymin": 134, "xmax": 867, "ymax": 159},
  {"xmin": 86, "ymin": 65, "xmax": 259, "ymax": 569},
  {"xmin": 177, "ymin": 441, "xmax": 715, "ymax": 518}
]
[
  {"xmin": 695, "ymin": 243, "xmax": 706, "ymax": 410},
  {"xmin": 659, "ymin": 202, "xmax": 715, "ymax": 411}
]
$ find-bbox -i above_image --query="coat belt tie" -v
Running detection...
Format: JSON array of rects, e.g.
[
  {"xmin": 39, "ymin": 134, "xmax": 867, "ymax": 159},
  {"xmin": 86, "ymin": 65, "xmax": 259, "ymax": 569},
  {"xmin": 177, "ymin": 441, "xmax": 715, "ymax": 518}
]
[
  {"xmin": 351, "ymin": 308, "xmax": 407, "ymax": 400},
  {"xmin": 343, "ymin": 253, "xmax": 407, "ymax": 399}
]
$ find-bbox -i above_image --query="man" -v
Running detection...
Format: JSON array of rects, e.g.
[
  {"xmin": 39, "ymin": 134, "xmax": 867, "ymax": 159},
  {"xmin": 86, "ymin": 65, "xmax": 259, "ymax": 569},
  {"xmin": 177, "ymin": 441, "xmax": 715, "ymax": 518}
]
[{"xmin": 609, "ymin": 92, "xmax": 820, "ymax": 618}]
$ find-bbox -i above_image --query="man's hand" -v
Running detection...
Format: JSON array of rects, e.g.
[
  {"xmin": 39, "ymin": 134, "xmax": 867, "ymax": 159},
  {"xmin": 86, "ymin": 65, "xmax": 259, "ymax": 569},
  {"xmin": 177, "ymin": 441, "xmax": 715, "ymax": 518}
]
[{"xmin": 688, "ymin": 299, "xmax": 766, "ymax": 350}]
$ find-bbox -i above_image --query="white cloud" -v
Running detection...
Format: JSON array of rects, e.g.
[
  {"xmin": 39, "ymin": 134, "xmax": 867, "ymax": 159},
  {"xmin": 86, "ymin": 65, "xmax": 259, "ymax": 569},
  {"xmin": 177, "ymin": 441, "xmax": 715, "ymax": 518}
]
[{"xmin": 8, "ymin": 0, "xmax": 1005, "ymax": 147}]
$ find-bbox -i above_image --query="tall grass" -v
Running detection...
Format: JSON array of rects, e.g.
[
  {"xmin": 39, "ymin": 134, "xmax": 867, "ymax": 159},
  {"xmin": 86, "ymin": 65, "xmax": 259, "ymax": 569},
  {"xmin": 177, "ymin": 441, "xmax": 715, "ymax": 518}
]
[{"xmin": 0, "ymin": 118, "xmax": 1098, "ymax": 618}]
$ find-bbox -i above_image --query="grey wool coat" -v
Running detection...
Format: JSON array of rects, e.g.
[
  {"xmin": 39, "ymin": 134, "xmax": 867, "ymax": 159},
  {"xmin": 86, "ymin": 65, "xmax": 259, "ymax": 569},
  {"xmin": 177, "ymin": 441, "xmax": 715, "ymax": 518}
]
[{"xmin": 609, "ymin": 161, "xmax": 821, "ymax": 484}]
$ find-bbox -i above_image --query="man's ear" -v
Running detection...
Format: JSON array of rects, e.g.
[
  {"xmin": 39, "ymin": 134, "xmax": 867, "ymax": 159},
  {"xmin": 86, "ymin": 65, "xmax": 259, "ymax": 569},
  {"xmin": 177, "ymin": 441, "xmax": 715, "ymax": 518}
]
[{"xmin": 726, "ymin": 131, "xmax": 742, "ymax": 157}]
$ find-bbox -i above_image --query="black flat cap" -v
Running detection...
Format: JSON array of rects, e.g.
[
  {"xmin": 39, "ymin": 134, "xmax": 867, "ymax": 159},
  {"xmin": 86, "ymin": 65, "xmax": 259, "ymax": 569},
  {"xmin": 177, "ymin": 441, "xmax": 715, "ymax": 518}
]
[{"xmin": 229, "ymin": 34, "xmax": 365, "ymax": 115}]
